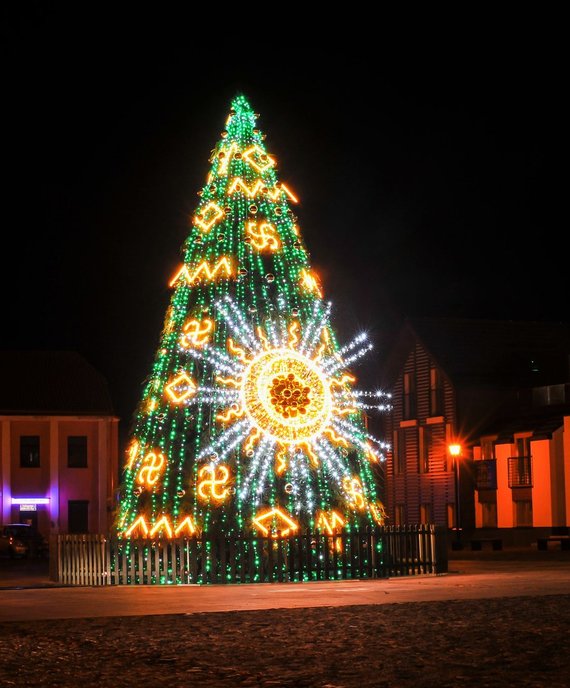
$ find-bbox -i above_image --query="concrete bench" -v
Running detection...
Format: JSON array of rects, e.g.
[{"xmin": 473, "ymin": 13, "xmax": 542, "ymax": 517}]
[
  {"xmin": 470, "ymin": 538, "xmax": 502, "ymax": 551},
  {"xmin": 537, "ymin": 536, "xmax": 570, "ymax": 551}
]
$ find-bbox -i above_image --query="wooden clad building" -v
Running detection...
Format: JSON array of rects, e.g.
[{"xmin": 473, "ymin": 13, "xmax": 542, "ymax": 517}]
[{"xmin": 382, "ymin": 319, "xmax": 570, "ymax": 546}]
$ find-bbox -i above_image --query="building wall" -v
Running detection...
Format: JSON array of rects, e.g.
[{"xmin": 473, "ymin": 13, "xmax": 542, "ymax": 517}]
[
  {"xmin": 474, "ymin": 420, "xmax": 569, "ymax": 531},
  {"xmin": 532, "ymin": 438, "xmax": 553, "ymax": 526},
  {"xmin": 495, "ymin": 442, "xmax": 513, "ymax": 528},
  {"xmin": 556, "ymin": 416, "xmax": 570, "ymax": 525},
  {"xmin": 385, "ymin": 340, "xmax": 457, "ymax": 526},
  {"xmin": 0, "ymin": 415, "xmax": 119, "ymax": 538}
]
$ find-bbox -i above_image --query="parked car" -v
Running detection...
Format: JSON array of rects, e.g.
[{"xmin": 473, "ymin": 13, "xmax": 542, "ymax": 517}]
[
  {"xmin": 0, "ymin": 524, "xmax": 48, "ymax": 558},
  {"xmin": 0, "ymin": 525, "xmax": 29, "ymax": 558}
]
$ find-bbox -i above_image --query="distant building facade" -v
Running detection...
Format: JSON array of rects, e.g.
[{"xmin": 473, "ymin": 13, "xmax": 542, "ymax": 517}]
[
  {"xmin": 0, "ymin": 352, "xmax": 119, "ymax": 539},
  {"xmin": 382, "ymin": 319, "xmax": 570, "ymax": 545},
  {"xmin": 471, "ymin": 396, "xmax": 570, "ymax": 541}
]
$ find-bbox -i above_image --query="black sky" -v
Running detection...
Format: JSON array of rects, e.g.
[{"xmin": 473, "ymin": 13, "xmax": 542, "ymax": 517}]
[{"xmin": 2, "ymin": 7, "xmax": 564, "ymax": 432}]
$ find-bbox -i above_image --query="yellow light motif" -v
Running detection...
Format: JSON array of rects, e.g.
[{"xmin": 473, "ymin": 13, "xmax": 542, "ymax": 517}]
[
  {"xmin": 335, "ymin": 407, "xmax": 357, "ymax": 417},
  {"xmin": 126, "ymin": 440, "xmax": 140, "ymax": 470},
  {"xmin": 137, "ymin": 451, "xmax": 166, "ymax": 487},
  {"xmin": 316, "ymin": 510, "xmax": 345, "ymax": 535},
  {"xmin": 216, "ymin": 375, "xmax": 241, "ymax": 388},
  {"xmin": 218, "ymin": 142, "xmax": 239, "ymax": 175},
  {"xmin": 194, "ymin": 202, "xmax": 224, "ymax": 233},
  {"xmin": 246, "ymin": 221, "xmax": 280, "ymax": 252},
  {"xmin": 370, "ymin": 502, "xmax": 388, "ymax": 526},
  {"xmin": 241, "ymin": 348, "xmax": 332, "ymax": 443},
  {"xmin": 287, "ymin": 321, "xmax": 300, "ymax": 349},
  {"xmin": 228, "ymin": 177, "xmax": 297, "ymax": 203},
  {"xmin": 244, "ymin": 427, "xmax": 262, "ymax": 454},
  {"xmin": 331, "ymin": 373, "xmax": 356, "ymax": 389},
  {"xmin": 180, "ymin": 318, "xmax": 214, "ymax": 348},
  {"xmin": 275, "ymin": 446, "xmax": 288, "ymax": 475},
  {"xmin": 313, "ymin": 328, "xmax": 331, "ymax": 363},
  {"xmin": 149, "ymin": 515, "xmax": 173, "ymax": 538},
  {"xmin": 299, "ymin": 268, "xmax": 323, "ymax": 297},
  {"xmin": 323, "ymin": 427, "xmax": 349, "ymax": 448},
  {"xmin": 313, "ymin": 341, "xmax": 326, "ymax": 362},
  {"xmin": 216, "ymin": 405, "xmax": 244, "ymax": 423},
  {"xmin": 280, "ymin": 183, "xmax": 298, "ymax": 203},
  {"xmin": 174, "ymin": 516, "xmax": 197, "ymax": 536},
  {"xmin": 343, "ymin": 476, "xmax": 366, "ymax": 510},
  {"xmin": 256, "ymin": 326, "xmax": 271, "ymax": 351},
  {"xmin": 125, "ymin": 515, "xmax": 149, "ymax": 538},
  {"xmin": 365, "ymin": 443, "xmax": 379, "ymax": 463},
  {"xmin": 252, "ymin": 507, "xmax": 299, "ymax": 536},
  {"xmin": 197, "ymin": 464, "xmax": 231, "ymax": 502},
  {"xmin": 147, "ymin": 398, "xmax": 158, "ymax": 413},
  {"xmin": 165, "ymin": 372, "xmax": 196, "ymax": 403},
  {"xmin": 299, "ymin": 441, "xmax": 319, "ymax": 468},
  {"xmin": 242, "ymin": 144, "xmax": 275, "ymax": 172},
  {"xmin": 227, "ymin": 337, "xmax": 248, "ymax": 362},
  {"xmin": 228, "ymin": 177, "xmax": 265, "ymax": 198},
  {"xmin": 169, "ymin": 257, "xmax": 234, "ymax": 287}
]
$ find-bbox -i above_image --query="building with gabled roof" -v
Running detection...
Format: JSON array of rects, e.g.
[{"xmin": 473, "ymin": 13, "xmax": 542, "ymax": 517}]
[
  {"xmin": 381, "ymin": 318, "xmax": 570, "ymax": 547},
  {"xmin": 0, "ymin": 351, "xmax": 119, "ymax": 540}
]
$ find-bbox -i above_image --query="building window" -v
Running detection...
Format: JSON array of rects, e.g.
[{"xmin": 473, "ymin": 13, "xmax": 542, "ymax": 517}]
[
  {"xmin": 395, "ymin": 504, "xmax": 406, "ymax": 526},
  {"xmin": 420, "ymin": 503, "xmax": 432, "ymax": 524},
  {"xmin": 516, "ymin": 437, "xmax": 530, "ymax": 458},
  {"xmin": 533, "ymin": 384, "xmax": 565, "ymax": 407},
  {"xmin": 508, "ymin": 456, "xmax": 532, "ymax": 487},
  {"xmin": 509, "ymin": 438, "xmax": 532, "ymax": 487},
  {"xmin": 481, "ymin": 502, "xmax": 497, "ymax": 528},
  {"xmin": 20, "ymin": 436, "xmax": 40, "ymax": 468},
  {"xmin": 481, "ymin": 438, "xmax": 495, "ymax": 460},
  {"xmin": 475, "ymin": 460, "xmax": 497, "ymax": 489},
  {"xmin": 68, "ymin": 436, "xmax": 88, "ymax": 468},
  {"xmin": 418, "ymin": 426, "xmax": 430, "ymax": 473},
  {"xmin": 394, "ymin": 429, "xmax": 407, "ymax": 474},
  {"xmin": 403, "ymin": 372, "xmax": 416, "ymax": 420},
  {"xmin": 429, "ymin": 367, "xmax": 443, "ymax": 416},
  {"xmin": 514, "ymin": 500, "xmax": 533, "ymax": 527},
  {"xmin": 68, "ymin": 500, "xmax": 89, "ymax": 534},
  {"xmin": 447, "ymin": 503, "xmax": 456, "ymax": 528}
]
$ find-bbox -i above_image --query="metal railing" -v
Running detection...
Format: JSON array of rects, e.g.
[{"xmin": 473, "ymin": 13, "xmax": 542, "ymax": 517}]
[
  {"xmin": 508, "ymin": 456, "xmax": 533, "ymax": 487},
  {"xmin": 54, "ymin": 525, "xmax": 447, "ymax": 586}
]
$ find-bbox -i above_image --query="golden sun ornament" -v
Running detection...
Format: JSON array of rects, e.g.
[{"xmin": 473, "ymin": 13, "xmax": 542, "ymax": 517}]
[
  {"xmin": 242, "ymin": 348, "xmax": 332, "ymax": 443},
  {"xmin": 173, "ymin": 296, "xmax": 390, "ymax": 514}
]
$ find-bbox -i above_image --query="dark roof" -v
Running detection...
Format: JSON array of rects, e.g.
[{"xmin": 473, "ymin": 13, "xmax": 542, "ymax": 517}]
[
  {"xmin": 479, "ymin": 409, "xmax": 567, "ymax": 442},
  {"xmin": 385, "ymin": 318, "xmax": 570, "ymax": 388},
  {"xmin": 0, "ymin": 351, "xmax": 116, "ymax": 415}
]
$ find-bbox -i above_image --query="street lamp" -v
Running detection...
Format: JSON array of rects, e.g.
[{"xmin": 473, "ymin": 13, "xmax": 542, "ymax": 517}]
[{"xmin": 449, "ymin": 443, "xmax": 463, "ymax": 550}]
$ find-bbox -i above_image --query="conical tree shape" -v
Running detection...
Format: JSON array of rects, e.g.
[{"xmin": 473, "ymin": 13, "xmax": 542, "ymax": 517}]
[{"xmin": 116, "ymin": 95, "xmax": 389, "ymax": 540}]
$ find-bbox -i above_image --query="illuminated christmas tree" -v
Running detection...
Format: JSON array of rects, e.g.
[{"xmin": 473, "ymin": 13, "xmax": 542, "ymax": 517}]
[{"xmin": 117, "ymin": 95, "xmax": 389, "ymax": 541}]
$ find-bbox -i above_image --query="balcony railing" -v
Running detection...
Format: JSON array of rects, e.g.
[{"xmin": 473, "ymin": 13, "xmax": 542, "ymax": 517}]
[
  {"xmin": 508, "ymin": 455, "xmax": 533, "ymax": 488},
  {"xmin": 475, "ymin": 459, "xmax": 497, "ymax": 490}
]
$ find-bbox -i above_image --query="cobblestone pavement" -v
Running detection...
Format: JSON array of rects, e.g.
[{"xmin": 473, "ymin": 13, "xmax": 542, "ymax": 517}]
[{"xmin": 1, "ymin": 595, "xmax": 570, "ymax": 687}]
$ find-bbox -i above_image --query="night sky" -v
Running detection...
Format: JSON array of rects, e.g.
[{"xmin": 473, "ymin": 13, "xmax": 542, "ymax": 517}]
[{"xmin": 2, "ymin": 8, "xmax": 563, "ymax": 435}]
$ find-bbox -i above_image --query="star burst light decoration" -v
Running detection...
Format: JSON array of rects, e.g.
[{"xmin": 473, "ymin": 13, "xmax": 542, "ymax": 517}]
[{"xmin": 176, "ymin": 296, "xmax": 390, "ymax": 515}]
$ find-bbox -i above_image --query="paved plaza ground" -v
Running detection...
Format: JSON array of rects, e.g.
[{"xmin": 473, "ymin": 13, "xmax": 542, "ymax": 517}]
[{"xmin": 0, "ymin": 549, "xmax": 569, "ymax": 687}]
